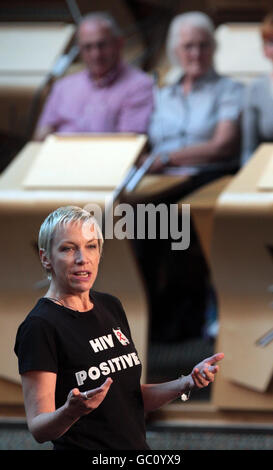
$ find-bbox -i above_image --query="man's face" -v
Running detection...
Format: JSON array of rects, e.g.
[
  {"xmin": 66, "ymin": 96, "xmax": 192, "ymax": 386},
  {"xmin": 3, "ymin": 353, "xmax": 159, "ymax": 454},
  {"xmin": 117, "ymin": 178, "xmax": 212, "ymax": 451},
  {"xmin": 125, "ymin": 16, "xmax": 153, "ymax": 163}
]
[{"xmin": 78, "ymin": 21, "xmax": 123, "ymax": 79}]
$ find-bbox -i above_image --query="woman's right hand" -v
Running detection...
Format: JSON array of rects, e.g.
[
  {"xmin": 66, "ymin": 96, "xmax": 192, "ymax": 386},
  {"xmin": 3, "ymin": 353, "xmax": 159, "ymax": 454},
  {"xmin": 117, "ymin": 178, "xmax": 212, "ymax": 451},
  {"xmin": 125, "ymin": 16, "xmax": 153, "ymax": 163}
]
[{"xmin": 65, "ymin": 377, "xmax": 113, "ymax": 418}]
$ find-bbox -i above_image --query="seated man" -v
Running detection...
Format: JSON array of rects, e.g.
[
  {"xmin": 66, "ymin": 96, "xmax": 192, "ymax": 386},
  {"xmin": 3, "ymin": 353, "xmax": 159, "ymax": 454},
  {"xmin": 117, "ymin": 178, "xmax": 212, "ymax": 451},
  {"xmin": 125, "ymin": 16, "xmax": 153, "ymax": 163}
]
[{"xmin": 34, "ymin": 12, "xmax": 154, "ymax": 141}]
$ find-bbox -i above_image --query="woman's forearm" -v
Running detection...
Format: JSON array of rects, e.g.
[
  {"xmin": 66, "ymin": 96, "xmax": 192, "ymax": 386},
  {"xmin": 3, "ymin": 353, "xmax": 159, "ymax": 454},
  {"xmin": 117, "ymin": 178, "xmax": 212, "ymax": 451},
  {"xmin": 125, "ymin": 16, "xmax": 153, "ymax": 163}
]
[
  {"xmin": 169, "ymin": 121, "xmax": 240, "ymax": 167},
  {"xmin": 142, "ymin": 353, "xmax": 224, "ymax": 413},
  {"xmin": 29, "ymin": 403, "xmax": 80, "ymax": 443},
  {"xmin": 170, "ymin": 138, "xmax": 238, "ymax": 166},
  {"xmin": 23, "ymin": 373, "xmax": 113, "ymax": 444},
  {"xmin": 141, "ymin": 375, "xmax": 193, "ymax": 413}
]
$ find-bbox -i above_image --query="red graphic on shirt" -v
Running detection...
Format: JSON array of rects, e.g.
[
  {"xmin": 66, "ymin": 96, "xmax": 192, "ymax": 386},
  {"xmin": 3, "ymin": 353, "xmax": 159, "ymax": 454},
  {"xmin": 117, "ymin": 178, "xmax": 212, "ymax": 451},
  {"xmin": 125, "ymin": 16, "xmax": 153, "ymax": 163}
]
[{"xmin": 112, "ymin": 328, "xmax": 130, "ymax": 346}]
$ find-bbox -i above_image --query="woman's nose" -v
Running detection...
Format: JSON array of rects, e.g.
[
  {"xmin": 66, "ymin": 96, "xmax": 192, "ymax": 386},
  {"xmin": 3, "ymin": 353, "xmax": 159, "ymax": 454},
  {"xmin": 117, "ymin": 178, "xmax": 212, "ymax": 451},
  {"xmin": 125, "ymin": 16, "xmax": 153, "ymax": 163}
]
[
  {"xmin": 75, "ymin": 249, "xmax": 87, "ymax": 264},
  {"xmin": 190, "ymin": 46, "xmax": 202, "ymax": 58}
]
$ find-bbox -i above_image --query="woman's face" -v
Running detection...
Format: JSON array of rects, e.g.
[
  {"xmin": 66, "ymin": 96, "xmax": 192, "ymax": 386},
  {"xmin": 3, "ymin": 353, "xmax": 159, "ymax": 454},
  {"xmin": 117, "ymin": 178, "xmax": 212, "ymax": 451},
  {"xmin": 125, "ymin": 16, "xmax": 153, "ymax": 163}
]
[
  {"xmin": 263, "ymin": 37, "xmax": 273, "ymax": 63},
  {"xmin": 47, "ymin": 220, "xmax": 101, "ymax": 295},
  {"xmin": 175, "ymin": 26, "xmax": 214, "ymax": 79}
]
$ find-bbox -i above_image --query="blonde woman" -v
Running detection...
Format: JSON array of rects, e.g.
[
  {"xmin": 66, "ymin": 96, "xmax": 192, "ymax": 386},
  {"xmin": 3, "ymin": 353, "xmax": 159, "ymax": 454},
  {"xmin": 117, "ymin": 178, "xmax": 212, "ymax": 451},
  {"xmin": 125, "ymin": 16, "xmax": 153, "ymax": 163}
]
[{"xmin": 15, "ymin": 206, "xmax": 224, "ymax": 450}]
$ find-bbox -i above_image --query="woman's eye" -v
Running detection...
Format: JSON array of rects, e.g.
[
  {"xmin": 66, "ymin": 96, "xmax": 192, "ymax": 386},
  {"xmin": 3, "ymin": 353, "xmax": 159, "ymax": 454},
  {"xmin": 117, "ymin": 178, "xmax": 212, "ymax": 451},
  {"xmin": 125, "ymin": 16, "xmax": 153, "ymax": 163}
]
[{"xmin": 87, "ymin": 244, "xmax": 97, "ymax": 249}]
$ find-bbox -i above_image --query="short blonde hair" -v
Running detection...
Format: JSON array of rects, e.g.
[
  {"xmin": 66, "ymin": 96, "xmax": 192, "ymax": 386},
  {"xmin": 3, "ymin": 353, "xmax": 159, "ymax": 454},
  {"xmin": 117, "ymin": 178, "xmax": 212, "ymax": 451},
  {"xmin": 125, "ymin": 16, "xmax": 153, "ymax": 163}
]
[{"xmin": 38, "ymin": 205, "xmax": 104, "ymax": 258}]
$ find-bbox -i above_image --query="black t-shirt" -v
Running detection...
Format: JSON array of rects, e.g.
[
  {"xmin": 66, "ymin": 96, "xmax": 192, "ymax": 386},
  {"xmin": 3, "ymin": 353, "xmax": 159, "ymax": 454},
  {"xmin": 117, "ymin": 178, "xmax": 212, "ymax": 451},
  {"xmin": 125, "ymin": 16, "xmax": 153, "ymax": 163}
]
[{"xmin": 14, "ymin": 290, "xmax": 149, "ymax": 450}]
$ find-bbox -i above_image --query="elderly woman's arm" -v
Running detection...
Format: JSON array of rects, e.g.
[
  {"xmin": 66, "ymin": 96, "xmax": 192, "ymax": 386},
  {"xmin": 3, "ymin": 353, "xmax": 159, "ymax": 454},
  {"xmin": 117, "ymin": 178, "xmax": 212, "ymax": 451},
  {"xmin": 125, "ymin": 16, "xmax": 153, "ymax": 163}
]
[
  {"xmin": 21, "ymin": 371, "xmax": 112, "ymax": 443},
  {"xmin": 141, "ymin": 352, "xmax": 224, "ymax": 412},
  {"xmin": 149, "ymin": 120, "xmax": 240, "ymax": 173},
  {"xmin": 169, "ymin": 120, "xmax": 240, "ymax": 166}
]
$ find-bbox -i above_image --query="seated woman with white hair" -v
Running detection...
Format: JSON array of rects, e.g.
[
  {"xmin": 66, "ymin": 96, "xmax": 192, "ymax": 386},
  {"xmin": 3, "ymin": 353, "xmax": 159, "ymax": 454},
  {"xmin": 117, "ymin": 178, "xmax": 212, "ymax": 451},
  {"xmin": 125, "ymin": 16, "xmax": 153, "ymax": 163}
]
[
  {"xmin": 134, "ymin": 12, "xmax": 244, "ymax": 346},
  {"xmin": 147, "ymin": 11, "xmax": 244, "ymax": 184}
]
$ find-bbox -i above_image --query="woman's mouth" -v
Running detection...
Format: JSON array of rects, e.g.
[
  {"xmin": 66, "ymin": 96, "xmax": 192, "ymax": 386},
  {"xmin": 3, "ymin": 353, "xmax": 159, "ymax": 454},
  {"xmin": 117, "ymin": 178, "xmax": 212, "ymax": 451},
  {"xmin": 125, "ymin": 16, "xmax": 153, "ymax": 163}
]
[{"xmin": 72, "ymin": 271, "xmax": 92, "ymax": 280}]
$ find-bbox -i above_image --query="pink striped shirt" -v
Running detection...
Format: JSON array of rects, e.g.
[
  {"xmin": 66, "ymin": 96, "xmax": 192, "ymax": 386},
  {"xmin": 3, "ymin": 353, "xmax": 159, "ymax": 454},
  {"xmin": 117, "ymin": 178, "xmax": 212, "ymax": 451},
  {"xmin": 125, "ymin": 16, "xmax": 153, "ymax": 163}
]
[{"xmin": 38, "ymin": 62, "xmax": 154, "ymax": 134}]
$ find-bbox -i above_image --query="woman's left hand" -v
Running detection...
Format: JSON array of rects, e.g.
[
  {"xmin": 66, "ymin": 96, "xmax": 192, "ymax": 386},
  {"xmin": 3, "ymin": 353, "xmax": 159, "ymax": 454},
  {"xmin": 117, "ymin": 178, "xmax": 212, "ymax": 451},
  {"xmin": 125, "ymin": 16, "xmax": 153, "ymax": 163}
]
[
  {"xmin": 148, "ymin": 155, "xmax": 166, "ymax": 173},
  {"xmin": 191, "ymin": 352, "xmax": 224, "ymax": 389}
]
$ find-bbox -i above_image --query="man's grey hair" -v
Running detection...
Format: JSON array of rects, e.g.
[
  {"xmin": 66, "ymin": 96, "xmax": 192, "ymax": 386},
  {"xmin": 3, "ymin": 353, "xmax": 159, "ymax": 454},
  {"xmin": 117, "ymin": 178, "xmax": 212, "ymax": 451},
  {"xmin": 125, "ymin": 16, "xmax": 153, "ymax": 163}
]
[
  {"xmin": 77, "ymin": 11, "xmax": 123, "ymax": 38},
  {"xmin": 166, "ymin": 11, "xmax": 216, "ymax": 66}
]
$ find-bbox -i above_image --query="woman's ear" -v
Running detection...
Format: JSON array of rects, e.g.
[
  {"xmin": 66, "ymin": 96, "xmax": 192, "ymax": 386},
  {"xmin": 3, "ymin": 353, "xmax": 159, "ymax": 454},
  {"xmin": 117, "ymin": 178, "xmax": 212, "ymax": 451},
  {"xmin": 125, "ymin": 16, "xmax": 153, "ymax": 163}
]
[{"xmin": 39, "ymin": 248, "xmax": 52, "ymax": 271}]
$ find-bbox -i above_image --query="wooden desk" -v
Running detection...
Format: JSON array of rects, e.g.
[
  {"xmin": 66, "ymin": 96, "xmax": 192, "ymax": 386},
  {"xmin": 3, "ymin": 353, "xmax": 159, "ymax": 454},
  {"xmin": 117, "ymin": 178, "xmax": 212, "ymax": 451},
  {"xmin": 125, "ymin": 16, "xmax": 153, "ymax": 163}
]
[
  {"xmin": 179, "ymin": 146, "xmax": 273, "ymax": 410},
  {"xmin": 214, "ymin": 23, "xmax": 272, "ymax": 85},
  {"xmin": 0, "ymin": 23, "xmax": 75, "ymax": 138},
  {"xmin": 208, "ymin": 145, "xmax": 273, "ymax": 410},
  {"xmin": 182, "ymin": 176, "xmax": 232, "ymax": 266}
]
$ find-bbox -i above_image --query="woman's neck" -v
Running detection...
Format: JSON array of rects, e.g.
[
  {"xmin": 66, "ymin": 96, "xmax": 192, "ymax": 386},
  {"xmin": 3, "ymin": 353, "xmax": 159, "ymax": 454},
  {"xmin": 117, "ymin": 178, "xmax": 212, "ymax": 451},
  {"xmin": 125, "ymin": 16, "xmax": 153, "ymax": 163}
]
[
  {"xmin": 182, "ymin": 68, "xmax": 212, "ymax": 94},
  {"xmin": 45, "ymin": 288, "xmax": 93, "ymax": 312},
  {"xmin": 182, "ymin": 74, "xmax": 198, "ymax": 94}
]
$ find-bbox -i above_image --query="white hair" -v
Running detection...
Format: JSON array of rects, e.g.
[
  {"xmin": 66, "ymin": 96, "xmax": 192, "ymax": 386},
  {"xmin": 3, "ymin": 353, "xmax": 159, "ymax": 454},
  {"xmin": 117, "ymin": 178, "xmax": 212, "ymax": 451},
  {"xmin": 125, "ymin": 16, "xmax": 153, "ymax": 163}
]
[{"xmin": 166, "ymin": 11, "xmax": 216, "ymax": 66}]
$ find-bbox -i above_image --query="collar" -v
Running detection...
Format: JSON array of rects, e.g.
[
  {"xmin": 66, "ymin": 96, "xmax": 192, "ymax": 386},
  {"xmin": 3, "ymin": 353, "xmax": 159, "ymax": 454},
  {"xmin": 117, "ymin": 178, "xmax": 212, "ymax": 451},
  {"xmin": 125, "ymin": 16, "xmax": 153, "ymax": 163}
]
[
  {"xmin": 42, "ymin": 292, "xmax": 95, "ymax": 318},
  {"xmin": 171, "ymin": 67, "xmax": 218, "ymax": 94},
  {"xmin": 87, "ymin": 61, "xmax": 124, "ymax": 88}
]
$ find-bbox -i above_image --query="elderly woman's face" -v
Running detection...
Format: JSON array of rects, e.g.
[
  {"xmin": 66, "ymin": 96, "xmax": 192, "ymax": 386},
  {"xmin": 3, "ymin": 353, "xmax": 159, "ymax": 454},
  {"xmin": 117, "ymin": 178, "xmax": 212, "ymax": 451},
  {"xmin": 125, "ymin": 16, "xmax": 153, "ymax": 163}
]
[
  {"xmin": 48, "ymin": 220, "xmax": 101, "ymax": 294},
  {"xmin": 175, "ymin": 26, "xmax": 214, "ymax": 79}
]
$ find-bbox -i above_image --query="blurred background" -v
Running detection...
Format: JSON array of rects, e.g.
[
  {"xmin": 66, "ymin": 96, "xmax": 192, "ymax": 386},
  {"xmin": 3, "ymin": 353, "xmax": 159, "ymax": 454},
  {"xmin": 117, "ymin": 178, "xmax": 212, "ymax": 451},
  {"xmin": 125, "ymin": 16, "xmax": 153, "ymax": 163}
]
[{"xmin": 0, "ymin": 0, "xmax": 272, "ymax": 451}]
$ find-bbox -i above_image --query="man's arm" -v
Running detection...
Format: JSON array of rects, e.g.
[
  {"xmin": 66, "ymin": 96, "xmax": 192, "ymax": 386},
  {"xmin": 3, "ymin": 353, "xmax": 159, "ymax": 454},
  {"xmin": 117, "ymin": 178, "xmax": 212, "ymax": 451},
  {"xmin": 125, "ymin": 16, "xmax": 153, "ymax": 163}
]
[
  {"xmin": 33, "ymin": 124, "xmax": 55, "ymax": 141},
  {"xmin": 32, "ymin": 80, "xmax": 63, "ymax": 141}
]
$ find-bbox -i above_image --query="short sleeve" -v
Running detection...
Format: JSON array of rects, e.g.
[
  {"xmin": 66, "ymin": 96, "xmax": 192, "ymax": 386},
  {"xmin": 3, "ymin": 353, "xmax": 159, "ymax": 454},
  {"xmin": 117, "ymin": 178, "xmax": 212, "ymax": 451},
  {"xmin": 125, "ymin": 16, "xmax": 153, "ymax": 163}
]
[
  {"xmin": 112, "ymin": 296, "xmax": 132, "ymax": 336},
  {"xmin": 118, "ymin": 77, "xmax": 154, "ymax": 133},
  {"xmin": 217, "ymin": 79, "xmax": 245, "ymax": 122},
  {"xmin": 14, "ymin": 317, "xmax": 58, "ymax": 375},
  {"xmin": 93, "ymin": 291, "xmax": 133, "ymax": 340}
]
